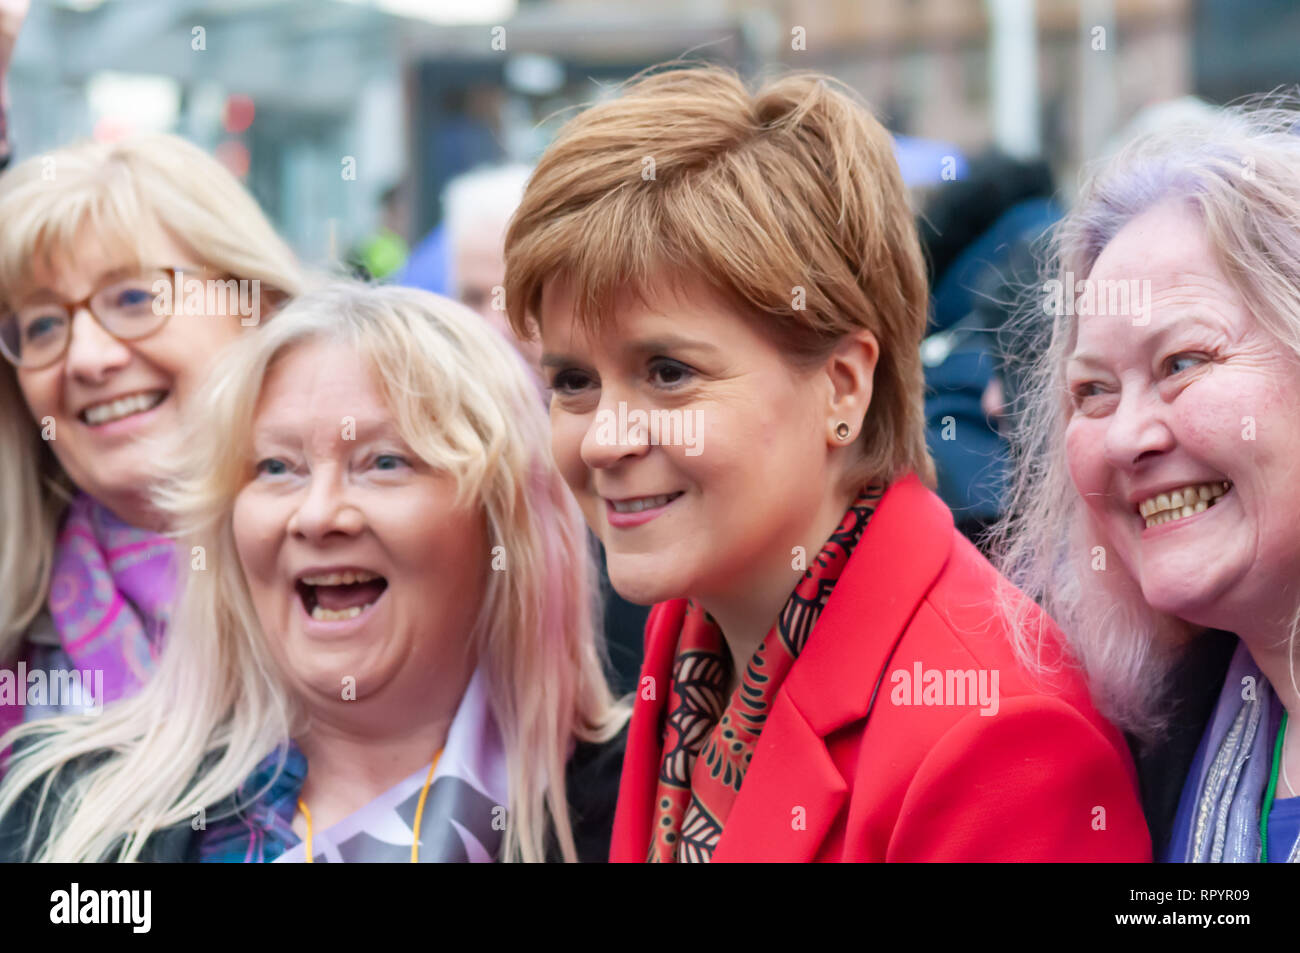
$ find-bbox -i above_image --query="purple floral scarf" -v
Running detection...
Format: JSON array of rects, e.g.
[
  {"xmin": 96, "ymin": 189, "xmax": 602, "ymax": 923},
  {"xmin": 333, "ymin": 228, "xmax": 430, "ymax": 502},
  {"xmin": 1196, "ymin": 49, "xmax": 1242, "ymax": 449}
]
[{"xmin": 46, "ymin": 493, "xmax": 176, "ymax": 705}]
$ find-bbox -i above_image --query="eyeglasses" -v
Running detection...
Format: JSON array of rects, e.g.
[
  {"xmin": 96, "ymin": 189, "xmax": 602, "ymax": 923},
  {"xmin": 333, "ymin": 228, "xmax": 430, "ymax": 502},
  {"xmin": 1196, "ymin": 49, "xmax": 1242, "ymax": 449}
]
[{"xmin": 0, "ymin": 266, "xmax": 195, "ymax": 370}]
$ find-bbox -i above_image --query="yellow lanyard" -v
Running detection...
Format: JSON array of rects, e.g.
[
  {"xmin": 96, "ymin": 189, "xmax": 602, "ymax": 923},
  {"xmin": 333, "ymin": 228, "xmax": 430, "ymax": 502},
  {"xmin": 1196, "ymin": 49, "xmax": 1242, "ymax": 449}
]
[{"xmin": 298, "ymin": 749, "xmax": 444, "ymax": 863}]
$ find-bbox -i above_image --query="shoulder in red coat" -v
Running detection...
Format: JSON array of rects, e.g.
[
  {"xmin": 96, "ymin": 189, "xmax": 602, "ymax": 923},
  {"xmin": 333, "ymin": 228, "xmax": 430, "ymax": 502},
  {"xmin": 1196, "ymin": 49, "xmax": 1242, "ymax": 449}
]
[{"xmin": 611, "ymin": 474, "xmax": 1152, "ymax": 862}]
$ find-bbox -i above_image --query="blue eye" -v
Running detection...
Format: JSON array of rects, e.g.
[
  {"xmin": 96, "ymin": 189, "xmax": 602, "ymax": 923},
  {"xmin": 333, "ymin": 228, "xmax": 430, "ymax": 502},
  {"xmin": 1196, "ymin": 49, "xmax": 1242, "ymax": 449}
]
[
  {"xmin": 24, "ymin": 314, "xmax": 65, "ymax": 342},
  {"xmin": 255, "ymin": 458, "xmax": 289, "ymax": 476},
  {"xmin": 373, "ymin": 454, "xmax": 407, "ymax": 471},
  {"xmin": 1165, "ymin": 353, "xmax": 1206, "ymax": 375},
  {"xmin": 103, "ymin": 285, "xmax": 159, "ymax": 318}
]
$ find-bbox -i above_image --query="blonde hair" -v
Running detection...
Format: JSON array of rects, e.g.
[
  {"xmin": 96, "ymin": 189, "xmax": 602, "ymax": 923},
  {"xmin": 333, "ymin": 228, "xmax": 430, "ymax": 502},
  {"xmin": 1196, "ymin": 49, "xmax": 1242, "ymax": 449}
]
[
  {"xmin": 991, "ymin": 94, "xmax": 1300, "ymax": 740},
  {"xmin": 0, "ymin": 133, "xmax": 305, "ymax": 658},
  {"xmin": 0, "ymin": 282, "xmax": 628, "ymax": 862},
  {"xmin": 504, "ymin": 64, "xmax": 934, "ymax": 491}
]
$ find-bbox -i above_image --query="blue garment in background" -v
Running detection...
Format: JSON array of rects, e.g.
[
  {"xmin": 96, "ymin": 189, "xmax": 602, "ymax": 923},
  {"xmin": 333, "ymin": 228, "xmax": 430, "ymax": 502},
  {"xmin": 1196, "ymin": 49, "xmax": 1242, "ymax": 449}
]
[
  {"xmin": 923, "ymin": 198, "xmax": 1060, "ymax": 529},
  {"xmin": 394, "ymin": 222, "xmax": 451, "ymax": 296}
]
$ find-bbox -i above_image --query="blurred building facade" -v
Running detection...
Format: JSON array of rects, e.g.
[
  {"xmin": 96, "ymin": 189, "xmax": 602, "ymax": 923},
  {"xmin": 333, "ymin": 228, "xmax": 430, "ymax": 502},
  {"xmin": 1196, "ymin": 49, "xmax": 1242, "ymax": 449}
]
[{"xmin": 5, "ymin": 0, "xmax": 1296, "ymax": 263}]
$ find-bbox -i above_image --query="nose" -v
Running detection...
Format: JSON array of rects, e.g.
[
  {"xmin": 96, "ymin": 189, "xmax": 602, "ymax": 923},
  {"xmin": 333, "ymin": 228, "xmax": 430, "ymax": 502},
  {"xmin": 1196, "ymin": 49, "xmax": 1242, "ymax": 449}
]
[
  {"xmin": 579, "ymin": 390, "xmax": 652, "ymax": 470},
  {"xmin": 64, "ymin": 306, "xmax": 132, "ymax": 384},
  {"xmin": 1103, "ymin": 387, "xmax": 1175, "ymax": 471},
  {"xmin": 287, "ymin": 468, "xmax": 365, "ymax": 542}
]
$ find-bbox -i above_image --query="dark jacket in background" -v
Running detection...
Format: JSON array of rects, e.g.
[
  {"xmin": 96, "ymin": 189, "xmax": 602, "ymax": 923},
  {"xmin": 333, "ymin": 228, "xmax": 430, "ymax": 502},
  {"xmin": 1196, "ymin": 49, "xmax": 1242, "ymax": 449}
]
[
  {"xmin": 598, "ymin": 559, "xmax": 649, "ymax": 697},
  {"xmin": 918, "ymin": 153, "xmax": 1061, "ymax": 549}
]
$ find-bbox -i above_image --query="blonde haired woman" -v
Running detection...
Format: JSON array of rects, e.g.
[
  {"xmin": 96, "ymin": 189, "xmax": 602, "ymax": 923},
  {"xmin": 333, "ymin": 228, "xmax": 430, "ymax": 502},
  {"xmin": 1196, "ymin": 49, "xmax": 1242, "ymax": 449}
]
[
  {"xmin": 993, "ymin": 97, "xmax": 1300, "ymax": 861},
  {"xmin": 0, "ymin": 283, "xmax": 628, "ymax": 862},
  {"xmin": 0, "ymin": 133, "xmax": 303, "ymax": 737}
]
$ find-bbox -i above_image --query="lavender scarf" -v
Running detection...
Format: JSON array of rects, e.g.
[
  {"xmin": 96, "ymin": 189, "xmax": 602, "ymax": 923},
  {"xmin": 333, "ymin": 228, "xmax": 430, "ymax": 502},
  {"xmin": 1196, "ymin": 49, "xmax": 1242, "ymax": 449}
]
[
  {"xmin": 1174, "ymin": 640, "xmax": 1299, "ymax": 862},
  {"xmin": 46, "ymin": 493, "xmax": 176, "ymax": 705}
]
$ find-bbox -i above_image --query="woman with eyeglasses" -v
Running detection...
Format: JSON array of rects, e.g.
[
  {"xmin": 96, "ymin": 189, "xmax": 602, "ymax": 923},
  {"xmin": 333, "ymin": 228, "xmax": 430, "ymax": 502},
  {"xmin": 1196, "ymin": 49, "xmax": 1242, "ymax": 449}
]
[{"xmin": 0, "ymin": 133, "xmax": 304, "ymax": 746}]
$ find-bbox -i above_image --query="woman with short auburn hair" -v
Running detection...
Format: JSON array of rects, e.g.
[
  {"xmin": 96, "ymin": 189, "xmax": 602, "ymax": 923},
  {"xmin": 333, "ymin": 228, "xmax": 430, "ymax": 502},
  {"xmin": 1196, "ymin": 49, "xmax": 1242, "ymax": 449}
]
[{"xmin": 504, "ymin": 64, "xmax": 1151, "ymax": 861}]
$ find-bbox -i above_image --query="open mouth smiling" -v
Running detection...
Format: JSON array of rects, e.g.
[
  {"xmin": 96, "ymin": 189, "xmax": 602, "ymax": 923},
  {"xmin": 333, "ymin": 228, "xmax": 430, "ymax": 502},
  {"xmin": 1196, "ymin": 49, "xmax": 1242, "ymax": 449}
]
[
  {"xmin": 1136, "ymin": 481, "xmax": 1232, "ymax": 529},
  {"xmin": 295, "ymin": 568, "xmax": 389, "ymax": 621},
  {"xmin": 78, "ymin": 389, "xmax": 169, "ymax": 426}
]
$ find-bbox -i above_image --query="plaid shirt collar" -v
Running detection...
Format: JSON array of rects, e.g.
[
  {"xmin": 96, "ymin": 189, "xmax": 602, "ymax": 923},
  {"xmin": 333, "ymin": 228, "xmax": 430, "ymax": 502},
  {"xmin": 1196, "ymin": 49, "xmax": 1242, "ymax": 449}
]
[{"xmin": 198, "ymin": 741, "xmax": 308, "ymax": 863}]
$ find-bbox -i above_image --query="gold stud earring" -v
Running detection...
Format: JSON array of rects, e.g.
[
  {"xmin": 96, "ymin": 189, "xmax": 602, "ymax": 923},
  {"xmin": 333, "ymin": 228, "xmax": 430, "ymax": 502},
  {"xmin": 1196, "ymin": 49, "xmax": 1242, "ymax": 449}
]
[{"xmin": 835, "ymin": 421, "xmax": 851, "ymax": 441}]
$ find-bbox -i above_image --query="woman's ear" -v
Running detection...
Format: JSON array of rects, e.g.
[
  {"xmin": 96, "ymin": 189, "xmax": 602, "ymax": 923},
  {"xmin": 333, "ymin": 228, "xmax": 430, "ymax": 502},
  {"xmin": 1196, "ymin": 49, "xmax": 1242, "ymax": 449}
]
[{"xmin": 822, "ymin": 328, "xmax": 879, "ymax": 446}]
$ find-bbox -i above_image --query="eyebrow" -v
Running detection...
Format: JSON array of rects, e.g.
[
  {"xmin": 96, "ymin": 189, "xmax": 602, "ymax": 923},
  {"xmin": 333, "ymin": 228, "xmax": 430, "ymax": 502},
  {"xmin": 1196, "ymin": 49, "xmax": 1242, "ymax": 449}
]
[
  {"xmin": 18, "ymin": 267, "xmax": 142, "ymax": 304},
  {"xmin": 541, "ymin": 334, "xmax": 722, "ymax": 368},
  {"xmin": 250, "ymin": 418, "xmax": 408, "ymax": 447},
  {"xmin": 1067, "ymin": 314, "xmax": 1221, "ymax": 367}
]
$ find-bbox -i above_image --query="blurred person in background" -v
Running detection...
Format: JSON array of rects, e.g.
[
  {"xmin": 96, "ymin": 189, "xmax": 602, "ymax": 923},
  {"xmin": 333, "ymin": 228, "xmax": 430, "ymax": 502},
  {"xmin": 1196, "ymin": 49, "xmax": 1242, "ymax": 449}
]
[
  {"xmin": 506, "ymin": 64, "xmax": 1150, "ymax": 862},
  {"xmin": 352, "ymin": 182, "xmax": 410, "ymax": 282},
  {"xmin": 917, "ymin": 151, "xmax": 1061, "ymax": 553},
  {"xmin": 0, "ymin": 0, "xmax": 26, "ymax": 173},
  {"xmin": 0, "ymin": 283, "xmax": 627, "ymax": 862},
  {"xmin": 396, "ymin": 164, "xmax": 536, "ymax": 365},
  {"xmin": 0, "ymin": 134, "xmax": 304, "ymax": 747},
  {"xmin": 442, "ymin": 163, "xmax": 535, "ymax": 366},
  {"xmin": 993, "ymin": 97, "xmax": 1300, "ymax": 862}
]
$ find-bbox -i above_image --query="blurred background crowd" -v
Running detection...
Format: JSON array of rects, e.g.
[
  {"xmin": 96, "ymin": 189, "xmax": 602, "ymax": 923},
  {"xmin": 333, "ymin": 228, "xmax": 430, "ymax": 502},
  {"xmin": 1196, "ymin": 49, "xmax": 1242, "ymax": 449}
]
[{"xmin": 7, "ymin": 0, "xmax": 1289, "ymax": 261}]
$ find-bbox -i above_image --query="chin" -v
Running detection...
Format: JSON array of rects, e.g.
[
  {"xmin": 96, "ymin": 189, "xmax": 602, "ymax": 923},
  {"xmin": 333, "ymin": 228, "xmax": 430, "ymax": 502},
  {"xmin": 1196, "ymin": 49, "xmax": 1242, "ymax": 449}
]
[
  {"xmin": 607, "ymin": 560, "xmax": 685, "ymax": 607},
  {"xmin": 1140, "ymin": 576, "xmax": 1231, "ymax": 627}
]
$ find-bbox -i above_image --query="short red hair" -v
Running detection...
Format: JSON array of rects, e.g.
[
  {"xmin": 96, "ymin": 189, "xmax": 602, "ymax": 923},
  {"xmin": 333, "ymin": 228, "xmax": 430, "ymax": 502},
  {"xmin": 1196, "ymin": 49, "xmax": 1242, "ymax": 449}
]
[{"xmin": 505, "ymin": 65, "xmax": 933, "ymax": 488}]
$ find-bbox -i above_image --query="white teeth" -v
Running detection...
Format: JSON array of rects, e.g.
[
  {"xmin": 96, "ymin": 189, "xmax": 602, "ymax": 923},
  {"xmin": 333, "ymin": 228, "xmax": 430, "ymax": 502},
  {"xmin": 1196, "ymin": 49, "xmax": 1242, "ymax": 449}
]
[
  {"xmin": 81, "ymin": 390, "xmax": 166, "ymax": 425},
  {"xmin": 610, "ymin": 493, "xmax": 679, "ymax": 514},
  {"xmin": 310, "ymin": 603, "xmax": 374, "ymax": 621},
  {"xmin": 301, "ymin": 570, "xmax": 380, "ymax": 586},
  {"xmin": 301, "ymin": 572, "xmax": 384, "ymax": 621},
  {"xmin": 1141, "ymin": 482, "xmax": 1230, "ymax": 529}
]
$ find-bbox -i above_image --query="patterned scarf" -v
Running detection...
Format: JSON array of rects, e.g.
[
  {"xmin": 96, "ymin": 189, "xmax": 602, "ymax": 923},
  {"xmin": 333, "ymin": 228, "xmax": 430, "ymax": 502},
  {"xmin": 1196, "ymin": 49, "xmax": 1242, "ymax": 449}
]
[
  {"xmin": 46, "ymin": 493, "xmax": 176, "ymax": 705},
  {"xmin": 1174, "ymin": 640, "xmax": 1300, "ymax": 862},
  {"xmin": 648, "ymin": 486, "xmax": 882, "ymax": 862}
]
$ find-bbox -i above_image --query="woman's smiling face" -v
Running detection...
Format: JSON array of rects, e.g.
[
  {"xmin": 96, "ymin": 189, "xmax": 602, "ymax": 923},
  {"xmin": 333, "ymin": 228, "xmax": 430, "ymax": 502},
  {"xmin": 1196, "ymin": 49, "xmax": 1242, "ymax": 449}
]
[
  {"xmin": 10, "ymin": 228, "xmax": 247, "ymax": 527},
  {"xmin": 232, "ymin": 338, "xmax": 487, "ymax": 705},
  {"xmin": 1064, "ymin": 198, "xmax": 1300, "ymax": 634},
  {"xmin": 539, "ymin": 276, "xmax": 840, "ymax": 609}
]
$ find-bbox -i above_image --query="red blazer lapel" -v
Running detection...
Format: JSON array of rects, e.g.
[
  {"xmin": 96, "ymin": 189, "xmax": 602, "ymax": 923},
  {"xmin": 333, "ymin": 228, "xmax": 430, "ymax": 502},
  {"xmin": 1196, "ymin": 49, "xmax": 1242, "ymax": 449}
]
[
  {"xmin": 783, "ymin": 473, "xmax": 954, "ymax": 737},
  {"xmin": 714, "ymin": 474, "xmax": 954, "ymax": 860},
  {"xmin": 711, "ymin": 691, "xmax": 847, "ymax": 862},
  {"xmin": 608, "ymin": 599, "xmax": 685, "ymax": 862}
]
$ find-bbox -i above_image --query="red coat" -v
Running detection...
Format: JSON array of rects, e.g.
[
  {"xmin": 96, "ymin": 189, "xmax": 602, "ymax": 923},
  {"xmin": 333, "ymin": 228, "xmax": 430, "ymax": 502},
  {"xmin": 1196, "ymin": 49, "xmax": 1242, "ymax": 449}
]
[{"xmin": 610, "ymin": 474, "xmax": 1152, "ymax": 862}]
